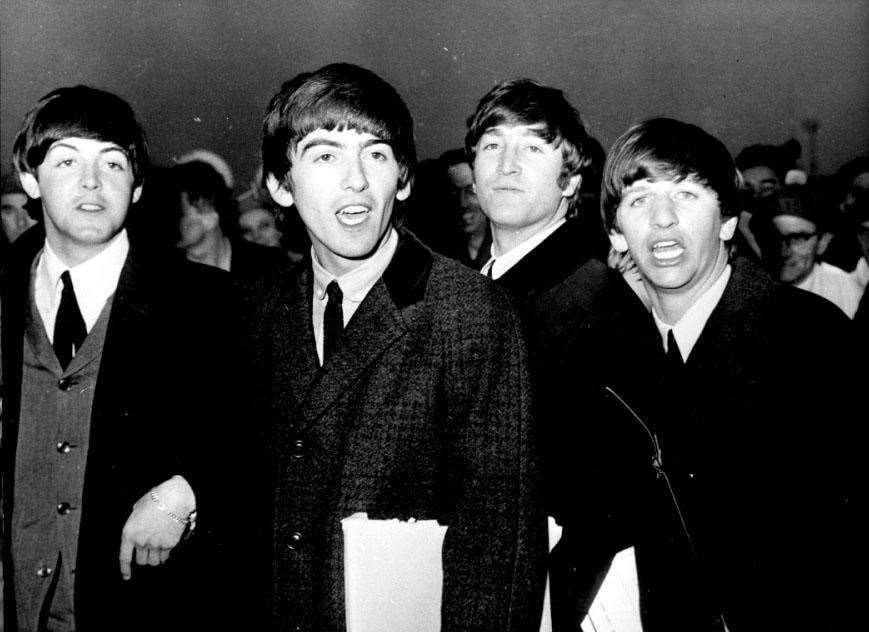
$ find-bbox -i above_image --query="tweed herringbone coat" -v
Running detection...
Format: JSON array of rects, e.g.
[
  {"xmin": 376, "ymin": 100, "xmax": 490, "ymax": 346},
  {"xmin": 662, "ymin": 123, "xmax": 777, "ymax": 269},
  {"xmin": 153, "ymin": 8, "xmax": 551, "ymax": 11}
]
[{"xmin": 239, "ymin": 229, "xmax": 548, "ymax": 631}]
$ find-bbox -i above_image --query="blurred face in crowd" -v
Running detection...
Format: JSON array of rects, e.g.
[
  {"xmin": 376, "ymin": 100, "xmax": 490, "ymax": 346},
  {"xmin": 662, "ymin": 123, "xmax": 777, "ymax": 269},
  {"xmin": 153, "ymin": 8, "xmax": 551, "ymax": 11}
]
[
  {"xmin": 1, "ymin": 191, "xmax": 36, "ymax": 242},
  {"xmin": 610, "ymin": 175, "xmax": 736, "ymax": 310},
  {"xmin": 844, "ymin": 171, "xmax": 869, "ymax": 262},
  {"xmin": 742, "ymin": 165, "xmax": 781, "ymax": 200},
  {"xmin": 473, "ymin": 123, "xmax": 578, "ymax": 248},
  {"xmin": 239, "ymin": 207, "xmax": 282, "ymax": 248},
  {"xmin": 267, "ymin": 128, "xmax": 410, "ymax": 276},
  {"xmin": 176, "ymin": 192, "xmax": 219, "ymax": 249},
  {"xmin": 19, "ymin": 137, "xmax": 141, "ymax": 266},
  {"xmin": 766, "ymin": 214, "xmax": 824, "ymax": 284},
  {"xmin": 447, "ymin": 162, "xmax": 486, "ymax": 238}
]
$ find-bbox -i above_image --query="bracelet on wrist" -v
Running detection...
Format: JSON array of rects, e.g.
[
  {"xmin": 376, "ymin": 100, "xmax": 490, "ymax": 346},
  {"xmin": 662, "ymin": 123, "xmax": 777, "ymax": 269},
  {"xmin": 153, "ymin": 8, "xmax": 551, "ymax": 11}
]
[{"xmin": 149, "ymin": 490, "xmax": 194, "ymax": 526}]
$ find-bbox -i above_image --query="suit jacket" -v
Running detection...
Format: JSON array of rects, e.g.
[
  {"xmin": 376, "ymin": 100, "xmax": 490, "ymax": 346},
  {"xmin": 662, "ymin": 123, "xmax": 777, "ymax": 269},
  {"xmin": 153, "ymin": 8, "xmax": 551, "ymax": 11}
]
[
  {"xmin": 230, "ymin": 237, "xmax": 284, "ymax": 282},
  {"xmin": 1, "ymin": 227, "xmax": 239, "ymax": 631},
  {"xmin": 240, "ymin": 228, "xmax": 547, "ymax": 631},
  {"xmin": 492, "ymin": 218, "xmax": 594, "ymax": 515},
  {"xmin": 552, "ymin": 256, "xmax": 860, "ymax": 630}
]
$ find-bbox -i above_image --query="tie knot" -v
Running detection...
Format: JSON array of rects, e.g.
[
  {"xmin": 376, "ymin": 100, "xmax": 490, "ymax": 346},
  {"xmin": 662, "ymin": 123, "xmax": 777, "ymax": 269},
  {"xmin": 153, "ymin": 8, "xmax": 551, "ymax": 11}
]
[
  {"xmin": 60, "ymin": 270, "xmax": 73, "ymax": 289},
  {"xmin": 326, "ymin": 280, "xmax": 343, "ymax": 302}
]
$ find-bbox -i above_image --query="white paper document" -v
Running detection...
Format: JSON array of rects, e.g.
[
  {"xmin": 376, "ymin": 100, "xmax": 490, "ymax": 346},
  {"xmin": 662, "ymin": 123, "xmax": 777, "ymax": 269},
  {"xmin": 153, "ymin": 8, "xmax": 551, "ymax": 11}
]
[
  {"xmin": 342, "ymin": 512, "xmax": 447, "ymax": 632},
  {"xmin": 544, "ymin": 517, "xmax": 642, "ymax": 632}
]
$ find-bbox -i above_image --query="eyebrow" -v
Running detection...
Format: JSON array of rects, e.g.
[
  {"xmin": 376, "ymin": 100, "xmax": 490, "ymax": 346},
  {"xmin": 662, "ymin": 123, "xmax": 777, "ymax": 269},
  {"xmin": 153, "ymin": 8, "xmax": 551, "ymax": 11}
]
[
  {"xmin": 298, "ymin": 136, "xmax": 389, "ymax": 156},
  {"xmin": 481, "ymin": 125, "xmax": 547, "ymax": 139},
  {"xmin": 47, "ymin": 141, "xmax": 127, "ymax": 156}
]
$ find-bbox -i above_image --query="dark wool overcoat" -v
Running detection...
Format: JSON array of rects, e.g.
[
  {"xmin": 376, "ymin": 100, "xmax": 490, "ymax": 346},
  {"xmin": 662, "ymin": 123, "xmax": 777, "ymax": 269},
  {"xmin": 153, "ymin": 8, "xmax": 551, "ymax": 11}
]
[
  {"xmin": 1, "ymin": 226, "xmax": 239, "ymax": 631},
  {"xmin": 549, "ymin": 256, "xmax": 861, "ymax": 631},
  {"xmin": 239, "ymin": 229, "xmax": 548, "ymax": 632}
]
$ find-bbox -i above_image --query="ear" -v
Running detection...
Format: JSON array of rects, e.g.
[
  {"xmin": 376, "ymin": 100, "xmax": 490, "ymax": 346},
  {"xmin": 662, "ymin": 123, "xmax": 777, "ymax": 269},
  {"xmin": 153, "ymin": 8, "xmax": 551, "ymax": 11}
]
[
  {"xmin": 19, "ymin": 172, "xmax": 41, "ymax": 199},
  {"xmin": 817, "ymin": 231, "xmax": 833, "ymax": 256},
  {"xmin": 719, "ymin": 215, "xmax": 738, "ymax": 242},
  {"xmin": 396, "ymin": 179, "xmax": 411, "ymax": 202},
  {"xmin": 561, "ymin": 173, "xmax": 582, "ymax": 199},
  {"xmin": 132, "ymin": 185, "xmax": 143, "ymax": 205},
  {"xmin": 266, "ymin": 173, "xmax": 294, "ymax": 208},
  {"xmin": 608, "ymin": 228, "xmax": 629, "ymax": 253}
]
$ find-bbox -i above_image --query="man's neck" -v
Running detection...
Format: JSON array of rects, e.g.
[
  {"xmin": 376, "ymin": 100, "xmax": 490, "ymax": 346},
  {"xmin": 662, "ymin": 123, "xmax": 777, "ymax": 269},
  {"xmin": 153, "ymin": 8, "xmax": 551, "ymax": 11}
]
[
  {"xmin": 186, "ymin": 232, "xmax": 230, "ymax": 269},
  {"xmin": 46, "ymin": 235, "xmax": 114, "ymax": 269},
  {"xmin": 466, "ymin": 229, "xmax": 486, "ymax": 255},
  {"xmin": 648, "ymin": 247, "xmax": 730, "ymax": 325},
  {"xmin": 490, "ymin": 206, "xmax": 567, "ymax": 257}
]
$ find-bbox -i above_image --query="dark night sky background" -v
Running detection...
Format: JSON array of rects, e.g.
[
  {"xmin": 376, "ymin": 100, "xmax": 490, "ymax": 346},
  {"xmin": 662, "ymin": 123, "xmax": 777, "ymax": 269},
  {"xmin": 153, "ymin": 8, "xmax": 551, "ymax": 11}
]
[{"xmin": 2, "ymin": 0, "xmax": 867, "ymax": 192}]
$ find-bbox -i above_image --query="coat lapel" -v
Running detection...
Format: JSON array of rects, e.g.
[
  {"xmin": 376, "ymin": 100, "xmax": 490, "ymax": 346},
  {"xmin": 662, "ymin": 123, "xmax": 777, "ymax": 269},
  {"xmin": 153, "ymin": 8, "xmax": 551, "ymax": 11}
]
[
  {"xmin": 298, "ymin": 279, "xmax": 406, "ymax": 425},
  {"xmin": 294, "ymin": 229, "xmax": 432, "ymax": 427},
  {"xmin": 271, "ymin": 265, "xmax": 320, "ymax": 413}
]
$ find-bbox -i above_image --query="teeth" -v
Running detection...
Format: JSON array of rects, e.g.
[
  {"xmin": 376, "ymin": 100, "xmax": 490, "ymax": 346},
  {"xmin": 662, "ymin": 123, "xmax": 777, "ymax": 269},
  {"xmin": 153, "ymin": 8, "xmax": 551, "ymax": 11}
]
[
  {"xmin": 652, "ymin": 241, "xmax": 684, "ymax": 260},
  {"xmin": 337, "ymin": 206, "xmax": 369, "ymax": 226},
  {"xmin": 79, "ymin": 203, "xmax": 102, "ymax": 211}
]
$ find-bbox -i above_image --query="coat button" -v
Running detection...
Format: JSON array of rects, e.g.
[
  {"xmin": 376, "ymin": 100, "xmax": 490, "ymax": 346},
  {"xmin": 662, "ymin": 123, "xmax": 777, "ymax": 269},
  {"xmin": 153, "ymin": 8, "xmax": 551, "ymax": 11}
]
[
  {"xmin": 287, "ymin": 531, "xmax": 303, "ymax": 550},
  {"xmin": 292, "ymin": 438, "xmax": 305, "ymax": 458},
  {"xmin": 57, "ymin": 378, "xmax": 72, "ymax": 391},
  {"xmin": 57, "ymin": 502, "xmax": 72, "ymax": 515},
  {"xmin": 56, "ymin": 441, "xmax": 75, "ymax": 454},
  {"xmin": 36, "ymin": 565, "xmax": 54, "ymax": 578}
]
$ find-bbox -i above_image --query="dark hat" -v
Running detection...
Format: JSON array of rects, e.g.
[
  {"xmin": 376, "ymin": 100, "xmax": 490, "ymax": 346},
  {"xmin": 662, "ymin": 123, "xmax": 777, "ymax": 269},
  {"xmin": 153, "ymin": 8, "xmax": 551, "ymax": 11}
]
[{"xmin": 759, "ymin": 185, "xmax": 830, "ymax": 231}]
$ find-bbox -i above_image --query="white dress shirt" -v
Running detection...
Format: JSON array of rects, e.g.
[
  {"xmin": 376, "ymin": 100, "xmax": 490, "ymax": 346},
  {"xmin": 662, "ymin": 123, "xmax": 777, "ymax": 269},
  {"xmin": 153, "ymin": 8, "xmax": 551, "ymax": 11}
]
[
  {"xmin": 796, "ymin": 262, "xmax": 862, "ymax": 319},
  {"xmin": 652, "ymin": 265, "xmax": 731, "ymax": 361},
  {"xmin": 35, "ymin": 230, "xmax": 130, "ymax": 342},
  {"xmin": 480, "ymin": 218, "xmax": 566, "ymax": 280},
  {"xmin": 311, "ymin": 227, "xmax": 398, "ymax": 365}
]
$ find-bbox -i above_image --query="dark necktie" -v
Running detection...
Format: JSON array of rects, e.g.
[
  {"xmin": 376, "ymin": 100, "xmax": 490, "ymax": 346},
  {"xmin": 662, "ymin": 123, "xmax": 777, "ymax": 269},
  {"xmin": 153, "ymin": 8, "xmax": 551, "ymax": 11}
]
[
  {"xmin": 53, "ymin": 271, "xmax": 87, "ymax": 370},
  {"xmin": 322, "ymin": 280, "xmax": 344, "ymax": 365},
  {"xmin": 666, "ymin": 329, "xmax": 684, "ymax": 371}
]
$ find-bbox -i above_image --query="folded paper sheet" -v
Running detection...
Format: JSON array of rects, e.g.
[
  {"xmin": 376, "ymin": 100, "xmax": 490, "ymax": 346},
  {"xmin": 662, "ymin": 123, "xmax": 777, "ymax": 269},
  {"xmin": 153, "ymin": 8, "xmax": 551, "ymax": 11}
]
[
  {"xmin": 342, "ymin": 512, "xmax": 447, "ymax": 632},
  {"xmin": 545, "ymin": 518, "xmax": 642, "ymax": 632},
  {"xmin": 580, "ymin": 547, "xmax": 642, "ymax": 632}
]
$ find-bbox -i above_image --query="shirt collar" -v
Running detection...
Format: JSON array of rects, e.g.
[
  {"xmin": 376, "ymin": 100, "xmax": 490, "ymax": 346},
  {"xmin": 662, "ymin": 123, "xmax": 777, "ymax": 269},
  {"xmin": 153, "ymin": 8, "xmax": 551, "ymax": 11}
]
[
  {"xmin": 653, "ymin": 264, "xmax": 731, "ymax": 360},
  {"xmin": 39, "ymin": 229, "xmax": 130, "ymax": 329},
  {"xmin": 855, "ymin": 257, "xmax": 869, "ymax": 287},
  {"xmin": 481, "ymin": 218, "xmax": 565, "ymax": 280},
  {"xmin": 311, "ymin": 227, "xmax": 398, "ymax": 303}
]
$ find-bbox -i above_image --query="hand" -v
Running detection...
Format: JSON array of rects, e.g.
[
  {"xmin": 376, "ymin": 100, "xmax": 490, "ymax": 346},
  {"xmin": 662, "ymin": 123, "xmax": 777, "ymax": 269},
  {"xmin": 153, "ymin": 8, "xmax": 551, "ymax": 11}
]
[{"xmin": 119, "ymin": 476, "xmax": 195, "ymax": 580}]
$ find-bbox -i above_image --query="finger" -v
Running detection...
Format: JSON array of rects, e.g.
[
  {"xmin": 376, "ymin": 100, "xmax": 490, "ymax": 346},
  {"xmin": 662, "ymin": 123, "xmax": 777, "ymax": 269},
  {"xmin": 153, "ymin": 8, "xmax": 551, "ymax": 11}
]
[
  {"xmin": 159, "ymin": 548, "xmax": 171, "ymax": 564},
  {"xmin": 135, "ymin": 545, "xmax": 149, "ymax": 566},
  {"xmin": 119, "ymin": 538, "xmax": 134, "ymax": 580},
  {"xmin": 148, "ymin": 547, "xmax": 161, "ymax": 566}
]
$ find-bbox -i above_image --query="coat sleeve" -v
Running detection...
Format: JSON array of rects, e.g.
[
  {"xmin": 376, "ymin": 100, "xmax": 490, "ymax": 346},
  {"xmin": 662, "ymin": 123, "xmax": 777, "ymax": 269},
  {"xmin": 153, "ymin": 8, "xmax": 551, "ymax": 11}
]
[{"xmin": 439, "ymin": 282, "xmax": 548, "ymax": 632}]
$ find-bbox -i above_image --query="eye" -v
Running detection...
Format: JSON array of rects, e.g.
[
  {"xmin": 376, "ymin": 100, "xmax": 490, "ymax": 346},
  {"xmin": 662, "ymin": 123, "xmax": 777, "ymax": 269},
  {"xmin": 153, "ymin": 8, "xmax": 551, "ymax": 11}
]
[
  {"xmin": 674, "ymin": 190, "xmax": 698, "ymax": 200},
  {"xmin": 628, "ymin": 195, "xmax": 648, "ymax": 208},
  {"xmin": 368, "ymin": 149, "xmax": 388, "ymax": 161},
  {"xmin": 314, "ymin": 152, "xmax": 335, "ymax": 163},
  {"xmin": 106, "ymin": 161, "xmax": 126, "ymax": 171},
  {"xmin": 526, "ymin": 144, "xmax": 544, "ymax": 153},
  {"xmin": 56, "ymin": 158, "xmax": 75, "ymax": 168},
  {"xmin": 481, "ymin": 141, "xmax": 499, "ymax": 151}
]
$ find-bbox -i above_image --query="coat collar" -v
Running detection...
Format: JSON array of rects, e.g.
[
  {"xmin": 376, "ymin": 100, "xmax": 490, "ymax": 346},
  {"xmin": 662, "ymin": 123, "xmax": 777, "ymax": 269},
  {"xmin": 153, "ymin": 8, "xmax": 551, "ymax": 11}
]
[
  {"xmin": 273, "ymin": 227, "xmax": 433, "ymax": 427},
  {"xmin": 495, "ymin": 218, "xmax": 591, "ymax": 298}
]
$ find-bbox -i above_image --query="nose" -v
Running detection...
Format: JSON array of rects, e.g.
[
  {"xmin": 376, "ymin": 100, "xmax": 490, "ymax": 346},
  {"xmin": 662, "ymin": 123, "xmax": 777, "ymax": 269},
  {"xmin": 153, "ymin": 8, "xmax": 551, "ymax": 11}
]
[
  {"xmin": 649, "ymin": 195, "xmax": 678, "ymax": 228},
  {"xmin": 342, "ymin": 156, "xmax": 369, "ymax": 192},
  {"xmin": 459, "ymin": 187, "xmax": 477, "ymax": 210},
  {"xmin": 497, "ymin": 144, "xmax": 520, "ymax": 175},
  {"xmin": 80, "ymin": 162, "xmax": 100, "ymax": 190}
]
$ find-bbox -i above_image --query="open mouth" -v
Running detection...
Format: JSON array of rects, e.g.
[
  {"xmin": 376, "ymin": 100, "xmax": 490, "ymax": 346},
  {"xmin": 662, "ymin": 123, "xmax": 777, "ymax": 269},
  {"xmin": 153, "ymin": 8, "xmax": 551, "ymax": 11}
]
[
  {"xmin": 77, "ymin": 203, "xmax": 105, "ymax": 212},
  {"xmin": 651, "ymin": 240, "xmax": 685, "ymax": 262},
  {"xmin": 336, "ymin": 205, "xmax": 371, "ymax": 226}
]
